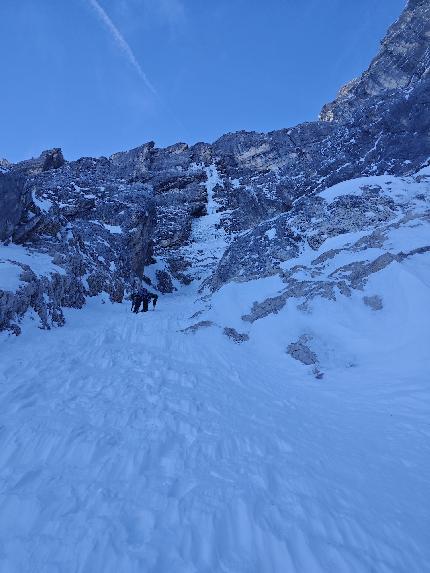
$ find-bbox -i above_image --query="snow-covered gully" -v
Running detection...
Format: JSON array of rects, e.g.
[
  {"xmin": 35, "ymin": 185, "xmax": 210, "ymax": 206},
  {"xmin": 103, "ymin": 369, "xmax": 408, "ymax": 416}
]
[
  {"xmin": 1, "ymin": 1, "xmax": 430, "ymax": 569},
  {"xmin": 0, "ymin": 285, "xmax": 428, "ymax": 572}
]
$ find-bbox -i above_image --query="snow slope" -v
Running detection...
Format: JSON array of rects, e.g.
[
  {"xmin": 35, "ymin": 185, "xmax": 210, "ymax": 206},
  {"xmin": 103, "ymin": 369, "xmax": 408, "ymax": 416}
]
[
  {"xmin": 0, "ymin": 171, "xmax": 429, "ymax": 572},
  {"xmin": 0, "ymin": 276, "xmax": 429, "ymax": 572}
]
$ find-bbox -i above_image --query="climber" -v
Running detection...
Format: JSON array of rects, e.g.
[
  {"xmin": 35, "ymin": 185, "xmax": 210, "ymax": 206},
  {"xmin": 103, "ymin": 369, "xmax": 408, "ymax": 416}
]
[
  {"xmin": 141, "ymin": 292, "xmax": 151, "ymax": 313},
  {"xmin": 152, "ymin": 294, "xmax": 158, "ymax": 310},
  {"xmin": 131, "ymin": 293, "xmax": 142, "ymax": 313}
]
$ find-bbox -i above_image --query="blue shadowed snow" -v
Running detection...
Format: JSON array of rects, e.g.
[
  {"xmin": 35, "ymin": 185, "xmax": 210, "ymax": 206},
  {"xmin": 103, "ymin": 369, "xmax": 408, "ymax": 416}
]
[{"xmin": 0, "ymin": 273, "xmax": 429, "ymax": 571}]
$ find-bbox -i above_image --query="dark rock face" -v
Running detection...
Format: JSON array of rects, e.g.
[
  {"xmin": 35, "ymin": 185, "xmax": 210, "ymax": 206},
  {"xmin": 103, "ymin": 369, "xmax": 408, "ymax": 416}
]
[
  {"xmin": 0, "ymin": 173, "xmax": 31, "ymax": 241},
  {"xmin": 320, "ymin": 0, "xmax": 430, "ymax": 122},
  {"xmin": 156, "ymin": 270, "xmax": 175, "ymax": 294},
  {"xmin": 1, "ymin": 0, "xmax": 429, "ymax": 332},
  {"xmin": 128, "ymin": 204, "xmax": 157, "ymax": 278},
  {"xmin": 209, "ymin": 181, "xmax": 401, "ymax": 290},
  {"xmin": 13, "ymin": 148, "xmax": 65, "ymax": 176}
]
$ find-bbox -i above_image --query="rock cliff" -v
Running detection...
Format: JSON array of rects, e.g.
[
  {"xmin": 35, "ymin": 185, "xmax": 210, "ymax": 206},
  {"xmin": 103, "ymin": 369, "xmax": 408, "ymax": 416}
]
[{"xmin": 0, "ymin": 0, "xmax": 429, "ymax": 333}]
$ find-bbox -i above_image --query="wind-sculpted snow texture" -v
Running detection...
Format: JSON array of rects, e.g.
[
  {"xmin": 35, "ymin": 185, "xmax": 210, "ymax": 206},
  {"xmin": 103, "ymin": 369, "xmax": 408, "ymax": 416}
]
[
  {"xmin": 0, "ymin": 266, "xmax": 429, "ymax": 572},
  {"xmin": 0, "ymin": 0, "xmax": 429, "ymax": 332}
]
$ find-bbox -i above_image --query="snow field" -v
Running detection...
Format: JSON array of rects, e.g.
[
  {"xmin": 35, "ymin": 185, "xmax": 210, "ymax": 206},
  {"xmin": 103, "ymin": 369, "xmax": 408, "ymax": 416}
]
[{"xmin": 0, "ymin": 277, "xmax": 429, "ymax": 572}]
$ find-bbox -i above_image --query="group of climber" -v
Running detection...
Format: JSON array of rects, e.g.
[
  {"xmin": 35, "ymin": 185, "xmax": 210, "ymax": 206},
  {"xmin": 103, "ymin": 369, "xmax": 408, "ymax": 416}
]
[{"xmin": 131, "ymin": 289, "xmax": 159, "ymax": 314}]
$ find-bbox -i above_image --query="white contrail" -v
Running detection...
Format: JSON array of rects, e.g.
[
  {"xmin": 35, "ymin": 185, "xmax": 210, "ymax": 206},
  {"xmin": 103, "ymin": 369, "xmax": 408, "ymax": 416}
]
[{"xmin": 87, "ymin": 0, "xmax": 157, "ymax": 94}]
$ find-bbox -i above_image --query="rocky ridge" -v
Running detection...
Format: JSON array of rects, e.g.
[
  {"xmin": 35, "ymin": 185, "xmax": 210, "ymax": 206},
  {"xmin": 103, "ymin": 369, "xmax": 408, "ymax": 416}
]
[{"xmin": 0, "ymin": 0, "xmax": 429, "ymax": 334}]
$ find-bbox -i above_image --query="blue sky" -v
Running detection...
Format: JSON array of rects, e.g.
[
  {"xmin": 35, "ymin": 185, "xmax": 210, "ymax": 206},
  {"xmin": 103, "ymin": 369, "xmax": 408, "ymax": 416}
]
[{"xmin": 0, "ymin": 0, "xmax": 405, "ymax": 162}]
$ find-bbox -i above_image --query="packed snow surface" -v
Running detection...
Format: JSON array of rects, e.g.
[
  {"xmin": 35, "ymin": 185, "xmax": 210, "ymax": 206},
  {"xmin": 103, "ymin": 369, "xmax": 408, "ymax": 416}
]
[
  {"xmin": 0, "ymin": 274, "xmax": 429, "ymax": 572},
  {"xmin": 0, "ymin": 261, "xmax": 23, "ymax": 292}
]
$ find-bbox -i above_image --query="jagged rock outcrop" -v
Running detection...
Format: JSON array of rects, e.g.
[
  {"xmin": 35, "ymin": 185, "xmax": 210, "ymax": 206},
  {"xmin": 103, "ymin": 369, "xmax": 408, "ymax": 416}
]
[
  {"xmin": 223, "ymin": 327, "xmax": 250, "ymax": 343},
  {"xmin": 320, "ymin": 0, "xmax": 430, "ymax": 122},
  {"xmin": 237, "ymin": 173, "xmax": 430, "ymax": 324},
  {"xmin": 209, "ymin": 178, "xmax": 403, "ymax": 290},
  {"xmin": 12, "ymin": 148, "xmax": 65, "ymax": 176},
  {"xmin": 0, "ymin": 0, "xmax": 428, "ymax": 333},
  {"xmin": 0, "ymin": 158, "xmax": 11, "ymax": 173},
  {"xmin": 287, "ymin": 336, "xmax": 318, "ymax": 366},
  {"xmin": 207, "ymin": 0, "xmax": 429, "ymax": 291}
]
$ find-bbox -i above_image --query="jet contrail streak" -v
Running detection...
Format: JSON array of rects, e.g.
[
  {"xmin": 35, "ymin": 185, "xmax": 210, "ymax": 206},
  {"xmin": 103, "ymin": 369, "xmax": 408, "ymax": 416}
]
[{"xmin": 87, "ymin": 0, "xmax": 157, "ymax": 94}]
